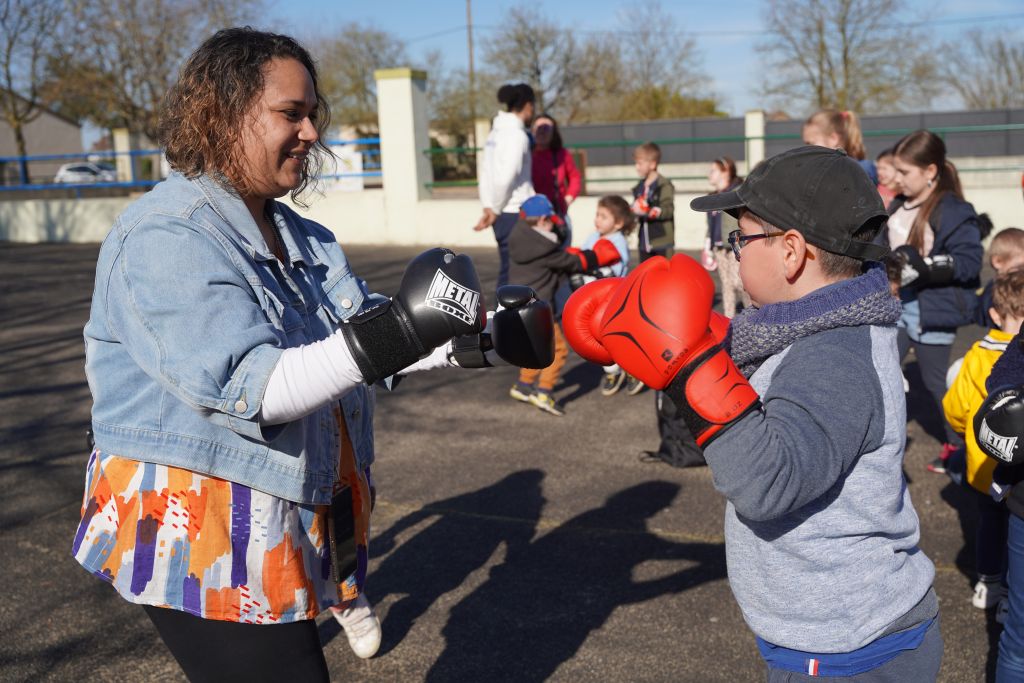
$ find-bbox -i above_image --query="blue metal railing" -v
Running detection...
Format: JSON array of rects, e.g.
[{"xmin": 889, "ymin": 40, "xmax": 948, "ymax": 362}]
[{"xmin": 0, "ymin": 136, "xmax": 384, "ymax": 191}]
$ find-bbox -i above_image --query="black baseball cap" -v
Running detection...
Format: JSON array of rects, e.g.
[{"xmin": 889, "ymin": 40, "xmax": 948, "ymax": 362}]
[{"xmin": 690, "ymin": 146, "xmax": 889, "ymax": 261}]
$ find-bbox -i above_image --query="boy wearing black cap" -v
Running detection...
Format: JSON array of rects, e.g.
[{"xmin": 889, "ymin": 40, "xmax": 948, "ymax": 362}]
[
  {"xmin": 564, "ymin": 146, "xmax": 941, "ymax": 678},
  {"xmin": 696, "ymin": 146, "xmax": 941, "ymax": 678},
  {"xmin": 507, "ymin": 195, "xmax": 621, "ymax": 415}
]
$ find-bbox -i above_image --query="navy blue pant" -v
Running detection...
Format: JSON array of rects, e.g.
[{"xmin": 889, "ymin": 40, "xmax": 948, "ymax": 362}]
[
  {"xmin": 975, "ymin": 488, "xmax": 1010, "ymax": 581},
  {"xmin": 493, "ymin": 212, "xmax": 519, "ymax": 290},
  {"xmin": 999, "ymin": 513, "xmax": 1024, "ymax": 681},
  {"xmin": 765, "ymin": 616, "xmax": 942, "ymax": 681}
]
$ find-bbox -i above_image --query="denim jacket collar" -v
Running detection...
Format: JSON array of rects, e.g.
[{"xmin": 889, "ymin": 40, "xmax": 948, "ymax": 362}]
[
  {"xmin": 269, "ymin": 202, "xmax": 321, "ymax": 268},
  {"xmin": 187, "ymin": 172, "xmax": 319, "ymax": 268}
]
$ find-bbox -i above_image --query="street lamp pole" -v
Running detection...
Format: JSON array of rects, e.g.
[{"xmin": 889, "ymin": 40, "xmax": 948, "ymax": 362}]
[{"xmin": 466, "ymin": 0, "xmax": 476, "ymax": 148}]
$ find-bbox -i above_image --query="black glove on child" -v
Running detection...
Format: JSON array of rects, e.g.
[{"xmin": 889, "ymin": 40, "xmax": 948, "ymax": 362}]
[
  {"xmin": 893, "ymin": 244, "xmax": 954, "ymax": 289},
  {"xmin": 974, "ymin": 385, "xmax": 1024, "ymax": 467},
  {"xmin": 342, "ymin": 248, "xmax": 485, "ymax": 384}
]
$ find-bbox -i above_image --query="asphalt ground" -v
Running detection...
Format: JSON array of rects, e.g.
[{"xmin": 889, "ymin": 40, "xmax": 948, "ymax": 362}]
[{"xmin": 0, "ymin": 242, "xmax": 1001, "ymax": 682}]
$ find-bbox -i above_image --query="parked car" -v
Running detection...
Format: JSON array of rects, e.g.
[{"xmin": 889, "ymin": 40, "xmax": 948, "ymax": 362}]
[{"xmin": 53, "ymin": 162, "xmax": 117, "ymax": 184}]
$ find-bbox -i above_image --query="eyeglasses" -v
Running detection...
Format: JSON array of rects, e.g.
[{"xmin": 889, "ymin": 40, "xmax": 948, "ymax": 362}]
[{"xmin": 727, "ymin": 229, "xmax": 787, "ymax": 260}]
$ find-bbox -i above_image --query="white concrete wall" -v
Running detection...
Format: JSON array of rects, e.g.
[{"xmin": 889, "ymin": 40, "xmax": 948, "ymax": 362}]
[
  {"xmin": 1, "ymin": 162, "xmax": 1020, "ymax": 249},
  {"xmin": 0, "ymin": 196, "xmax": 131, "ymax": 242}
]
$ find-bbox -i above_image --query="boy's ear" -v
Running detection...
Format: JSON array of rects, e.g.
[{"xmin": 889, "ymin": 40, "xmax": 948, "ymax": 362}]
[
  {"xmin": 781, "ymin": 230, "xmax": 810, "ymax": 279},
  {"xmin": 990, "ymin": 307, "xmax": 1003, "ymax": 328}
]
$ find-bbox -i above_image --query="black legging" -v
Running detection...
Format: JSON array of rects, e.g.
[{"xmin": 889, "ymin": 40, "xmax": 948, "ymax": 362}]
[
  {"xmin": 897, "ymin": 328, "xmax": 958, "ymax": 445},
  {"xmin": 144, "ymin": 605, "xmax": 329, "ymax": 682}
]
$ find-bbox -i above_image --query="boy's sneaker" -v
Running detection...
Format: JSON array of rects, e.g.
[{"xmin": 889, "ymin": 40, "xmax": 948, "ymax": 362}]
[
  {"xmin": 509, "ymin": 384, "xmax": 532, "ymax": 404},
  {"xmin": 973, "ymin": 579, "xmax": 1008, "ymax": 609},
  {"xmin": 927, "ymin": 442, "xmax": 958, "ymax": 474},
  {"xmin": 529, "ymin": 392, "xmax": 565, "ymax": 416},
  {"xmin": 625, "ymin": 375, "xmax": 645, "ymax": 396},
  {"xmin": 331, "ymin": 593, "xmax": 382, "ymax": 659},
  {"xmin": 601, "ymin": 372, "xmax": 626, "ymax": 396}
]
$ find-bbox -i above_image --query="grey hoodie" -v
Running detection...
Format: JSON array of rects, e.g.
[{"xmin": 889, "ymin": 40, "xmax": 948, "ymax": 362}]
[{"xmin": 706, "ymin": 319, "xmax": 935, "ymax": 653}]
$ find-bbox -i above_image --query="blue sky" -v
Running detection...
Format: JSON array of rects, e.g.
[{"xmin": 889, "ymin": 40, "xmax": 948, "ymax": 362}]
[{"xmin": 263, "ymin": 0, "xmax": 1024, "ymax": 118}]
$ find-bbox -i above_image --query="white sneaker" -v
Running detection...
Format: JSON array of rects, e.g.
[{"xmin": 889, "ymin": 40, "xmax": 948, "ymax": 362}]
[
  {"xmin": 973, "ymin": 580, "xmax": 1008, "ymax": 609},
  {"xmin": 332, "ymin": 593, "xmax": 382, "ymax": 659}
]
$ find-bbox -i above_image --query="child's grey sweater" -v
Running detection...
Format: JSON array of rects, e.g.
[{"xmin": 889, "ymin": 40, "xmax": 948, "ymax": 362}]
[{"xmin": 707, "ymin": 310, "xmax": 935, "ymax": 652}]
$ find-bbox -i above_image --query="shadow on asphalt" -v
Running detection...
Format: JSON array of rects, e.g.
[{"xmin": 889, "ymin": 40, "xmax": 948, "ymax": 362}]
[
  {"xmin": 556, "ymin": 359, "xmax": 604, "ymax": 406},
  {"xmin": 426, "ymin": 479, "xmax": 724, "ymax": 681},
  {"xmin": 318, "ymin": 470, "xmax": 727, "ymax": 681}
]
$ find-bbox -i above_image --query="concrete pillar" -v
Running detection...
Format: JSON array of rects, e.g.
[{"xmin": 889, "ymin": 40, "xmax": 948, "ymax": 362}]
[
  {"xmin": 375, "ymin": 68, "xmax": 431, "ymax": 242},
  {"xmin": 473, "ymin": 117, "xmax": 491, "ymax": 152},
  {"xmin": 473, "ymin": 117, "xmax": 491, "ymax": 183},
  {"xmin": 744, "ymin": 109, "xmax": 766, "ymax": 172},
  {"xmin": 112, "ymin": 128, "xmax": 140, "ymax": 183}
]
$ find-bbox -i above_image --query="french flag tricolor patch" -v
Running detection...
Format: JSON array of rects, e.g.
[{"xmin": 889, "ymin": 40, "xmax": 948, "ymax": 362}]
[{"xmin": 806, "ymin": 658, "xmax": 820, "ymax": 676}]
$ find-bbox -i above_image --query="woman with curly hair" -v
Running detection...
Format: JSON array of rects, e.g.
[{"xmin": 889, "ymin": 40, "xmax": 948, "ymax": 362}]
[{"xmin": 71, "ymin": 27, "xmax": 500, "ymax": 679}]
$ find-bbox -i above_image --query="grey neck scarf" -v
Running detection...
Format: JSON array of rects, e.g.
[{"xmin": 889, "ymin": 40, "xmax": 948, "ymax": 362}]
[{"xmin": 726, "ymin": 265, "xmax": 902, "ymax": 378}]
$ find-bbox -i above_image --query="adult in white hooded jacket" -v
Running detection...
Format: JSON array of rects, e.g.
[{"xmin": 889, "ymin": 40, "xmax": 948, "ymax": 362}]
[{"xmin": 474, "ymin": 83, "xmax": 536, "ymax": 289}]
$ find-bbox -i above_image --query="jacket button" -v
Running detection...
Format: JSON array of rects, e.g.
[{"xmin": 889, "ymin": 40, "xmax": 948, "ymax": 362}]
[
  {"xmin": 234, "ymin": 399, "xmax": 248, "ymax": 413},
  {"xmin": 340, "ymin": 298, "xmax": 353, "ymax": 309}
]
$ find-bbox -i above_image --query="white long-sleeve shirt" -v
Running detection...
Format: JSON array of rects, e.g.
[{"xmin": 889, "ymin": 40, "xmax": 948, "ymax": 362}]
[{"xmin": 478, "ymin": 110, "xmax": 533, "ymax": 214}]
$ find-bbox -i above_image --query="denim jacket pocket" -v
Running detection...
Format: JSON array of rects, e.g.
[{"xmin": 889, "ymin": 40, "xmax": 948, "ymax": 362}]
[
  {"xmin": 260, "ymin": 286, "xmax": 310, "ymax": 346},
  {"xmin": 318, "ymin": 271, "xmax": 367, "ymax": 324}
]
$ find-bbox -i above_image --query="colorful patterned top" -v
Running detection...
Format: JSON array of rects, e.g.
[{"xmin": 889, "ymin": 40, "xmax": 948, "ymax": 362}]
[{"xmin": 72, "ymin": 406, "xmax": 373, "ymax": 624}]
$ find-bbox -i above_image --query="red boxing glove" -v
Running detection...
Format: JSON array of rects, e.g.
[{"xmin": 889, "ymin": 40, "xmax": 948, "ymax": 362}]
[
  {"xmin": 592, "ymin": 238, "xmax": 621, "ymax": 268},
  {"xmin": 561, "ymin": 277, "xmax": 623, "ymax": 366},
  {"xmin": 598, "ymin": 255, "xmax": 758, "ymax": 446},
  {"xmin": 709, "ymin": 311, "xmax": 730, "ymax": 343},
  {"xmin": 567, "ymin": 239, "xmax": 622, "ymax": 272},
  {"xmin": 632, "ymin": 196, "xmax": 651, "ymax": 216}
]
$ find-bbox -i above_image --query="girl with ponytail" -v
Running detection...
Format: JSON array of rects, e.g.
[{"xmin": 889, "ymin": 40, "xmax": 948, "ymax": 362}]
[
  {"xmin": 802, "ymin": 109, "xmax": 877, "ymax": 184},
  {"xmin": 886, "ymin": 129, "xmax": 983, "ymax": 471}
]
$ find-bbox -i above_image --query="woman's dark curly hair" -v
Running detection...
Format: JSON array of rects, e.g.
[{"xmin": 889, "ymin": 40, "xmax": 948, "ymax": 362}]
[{"xmin": 159, "ymin": 27, "xmax": 332, "ymax": 206}]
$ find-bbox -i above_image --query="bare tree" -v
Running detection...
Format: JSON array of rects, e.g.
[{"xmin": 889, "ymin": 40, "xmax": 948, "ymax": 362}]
[
  {"xmin": 0, "ymin": 0, "xmax": 64, "ymax": 182},
  {"xmin": 480, "ymin": 7, "xmax": 584, "ymax": 115},
  {"xmin": 424, "ymin": 49, "xmax": 494, "ymax": 140},
  {"xmin": 943, "ymin": 30, "xmax": 1024, "ymax": 110},
  {"xmin": 481, "ymin": 5, "xmax": 717, "ymax": 123},
  {"xmin": 48, "ymin": 0, "xmax": 257, "ymax": 142},
  {"xmin": 617, "ymin": 1, "xmax": 706, "ymax": 100},
  {"xmin": 559, "ymin": 40, "xmax": 627, "ymax": 123},
  {"xmin": 314, "ymin": 23, "xmax": 408, "ymax": 133},
  {"xmin": 761, "ymin": 0, "xmax": 937, "ymax": 114}
]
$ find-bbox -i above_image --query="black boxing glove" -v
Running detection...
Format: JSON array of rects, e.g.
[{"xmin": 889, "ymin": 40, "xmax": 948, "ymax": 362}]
[
  {"xmin": 974, "ymin": 385, "xmax": 1024, "ymax": 466},
  {"xmin": 342, "ymin": 248, "xmax": 485, "ymax": 384},
  {"xmin": 569, "ymin": 273, "xmax": 591, "ymax": 291},
  {"xmin": 449, "ymin": 285, "xmax": 555, "ymax": 369},
  {"xmin": 492, "ymin": 285, "xmax": 555, "ymax": 368},
  {"xmin": 893, "ymin": 245, "xmax": 954, "ymax": 288}
]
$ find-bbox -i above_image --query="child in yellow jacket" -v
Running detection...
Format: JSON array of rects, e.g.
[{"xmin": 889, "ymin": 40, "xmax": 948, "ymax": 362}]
[{"xmin": 944, "ymin": 269, "xmax": 1024, "ymax": 613}]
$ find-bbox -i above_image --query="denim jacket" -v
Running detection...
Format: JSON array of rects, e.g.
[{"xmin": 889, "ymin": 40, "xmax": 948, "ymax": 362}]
[{"xmin": 84, "ymin": 172, "xmax": 384, "ymax": 504}]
